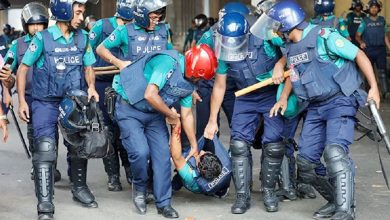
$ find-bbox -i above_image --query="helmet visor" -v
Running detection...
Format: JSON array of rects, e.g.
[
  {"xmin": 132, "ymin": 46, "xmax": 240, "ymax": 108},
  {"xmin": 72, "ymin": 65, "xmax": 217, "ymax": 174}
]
[
  {"xmin": 253, "ymin": 0, "xmax": 279, "ymax": 15},
  {"xmin": 214, "ymin": 32, "xmax": 249, "ymax": 62},
  {"xmin": 22, "ymin": 3, "xmax": 49, "ymax": 24},
  {"xmin": 250, "ymin": 13, "xmax": 281, "ymax": 40}
]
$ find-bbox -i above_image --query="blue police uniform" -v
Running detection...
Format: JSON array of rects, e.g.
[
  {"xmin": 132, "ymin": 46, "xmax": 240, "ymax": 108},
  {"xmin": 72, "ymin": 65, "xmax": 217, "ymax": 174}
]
[
  {"xmin": 285, "ymin": 23, "xmax": 366, "ymax": 217},
  {"xmin": 21, "ymin": 24, "xmax": 98, "ymax": 214},
  {"xmin": 216, "ymin": 31, "xmax": 286, "ymax": 212},
  {"xmin": 115, "ymin": 50, "xmax": 193, "ymax": 209},
  {"xmin": 89, "ymin": 16, "xmax": 131, "ymax": 189}
]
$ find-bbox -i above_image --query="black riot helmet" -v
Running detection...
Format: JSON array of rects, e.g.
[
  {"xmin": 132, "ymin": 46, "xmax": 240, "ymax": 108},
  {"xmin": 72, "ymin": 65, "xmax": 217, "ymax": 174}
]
[
  {"xmin": 21, "ymin": 2, "xmax": 50, "ymax": 33},
  {"xmin": 194, "ymin": 14, "xmax": 208, "ymax": 29}
]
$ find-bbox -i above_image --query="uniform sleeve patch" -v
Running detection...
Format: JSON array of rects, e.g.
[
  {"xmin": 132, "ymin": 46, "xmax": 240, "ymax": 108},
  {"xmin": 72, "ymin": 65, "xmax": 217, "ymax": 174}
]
[
  {"xmin": 89, "ymin": 32, "xmax": 96, "ymax": 40},
  {"xmin": 335, "ymin": 39, "xmax": 345, "ymax": 48},
  {"xmin": 108, "ymin": 34, "xmax": 116, "ymax": 42},
  {"xmin": 29, "ymin": 42, "xmax": 37, "ymax": 52},
  {"xmin": 320, "ymin": 29, "xmax": 326, "ymax": 36}
]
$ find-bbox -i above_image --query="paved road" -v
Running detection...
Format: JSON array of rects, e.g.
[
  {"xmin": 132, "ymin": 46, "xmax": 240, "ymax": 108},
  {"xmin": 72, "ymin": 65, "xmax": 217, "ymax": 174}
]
[{"xmin": 1, "ymin": 101, "xmax": 390, "ymax": 220}]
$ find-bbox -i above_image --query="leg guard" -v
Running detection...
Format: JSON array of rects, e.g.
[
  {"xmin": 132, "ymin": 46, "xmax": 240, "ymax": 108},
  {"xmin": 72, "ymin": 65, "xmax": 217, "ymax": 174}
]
[
  {"xmin": 262, "ymin": 142, "xmax": 285, "ymax": 212},
  {"xmin": 296, "ymin": 155, "xmax": 335, "ymax": 218},
  {"xmin": 230, "ymin": 140, "xmax": 251, "ymax": 214},
  {"xmin": 276, "ymin": 155, "xmax": 297, "ymax": 201},
  {"xmin": 103, "ymin": 152, "xmax": 122, "ymax": 191},
  {"xmin": 70, "ymin": 157, "xmax": 98, "ymax": 208},
  {"xmin": 324, "ymin": 144, "xmax": 355, "ymax": 220},
  {"xmin": 32, "ymin": 137, "xmax": 56, "ymax": 217}
]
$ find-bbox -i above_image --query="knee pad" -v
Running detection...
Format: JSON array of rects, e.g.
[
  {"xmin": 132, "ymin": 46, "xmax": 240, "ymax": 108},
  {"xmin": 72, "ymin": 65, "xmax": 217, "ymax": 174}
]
[
  {"xmin": 323, "ymin": 144, "xmax": 352, "ymax": 178},
  {"xmin": 263, "ymin": 142, "xmax": 285, "ymax": 159},
  {"xmin": 230, "ymin": 140, "xmax": 250, "ymax": 157},
  {"xmin": 33, "ymin": 137, "xmax": 57, "ymax": 163}
]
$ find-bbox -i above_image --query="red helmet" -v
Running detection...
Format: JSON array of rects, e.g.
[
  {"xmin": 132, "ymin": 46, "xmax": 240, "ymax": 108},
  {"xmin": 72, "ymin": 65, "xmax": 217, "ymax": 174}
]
[{"xmin": 185, "ymin": 44, "xmax": 217, "ymax": 81}]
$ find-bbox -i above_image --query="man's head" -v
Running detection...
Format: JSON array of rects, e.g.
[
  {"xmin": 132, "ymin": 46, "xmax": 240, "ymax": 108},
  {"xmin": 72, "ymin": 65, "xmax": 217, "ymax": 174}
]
[
  {"xmin": 115, "ymin": 0, "xmax": 135, "ymax": 22},
  {"xmin": 184, "ymin": 44, "xmax": 217, "ymax": 83},
  {"xmin": 50, "ymin": 0, "xmax": 99, "ymax": 29},
  {"xmin": 21, "ymin": 2, "xmax": 49, "ymax": 36},
  {"xmin": 367, "ymin": 0, "xmax": 382, "ymax": 16},
  {"xmin": 2, "ymin": 24, "xmax": 10, "ymax": 35},
  {"xmin": 198, "ymin": 152, "xmax": 222, "ymax": 181},
  {"xmin": 350, "ymin": 0, "xmax": 364, "ymax": 12},
  {"xmin": 251, "ymin": 0, "xmax": 306, "ymax": 42},
  {"xmin": 314, "ymin": 0, "xmax": 335, "ymax": 16},
  {"xmin": 133, "ymin": 0, "xmax": 172, "ymax": 31}
]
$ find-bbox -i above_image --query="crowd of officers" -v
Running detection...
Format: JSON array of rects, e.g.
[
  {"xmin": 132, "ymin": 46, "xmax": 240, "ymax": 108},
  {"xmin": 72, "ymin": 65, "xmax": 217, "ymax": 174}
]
[{"xmin": 0, "ymin": 0, "xmax": 387, "ymax": 220}]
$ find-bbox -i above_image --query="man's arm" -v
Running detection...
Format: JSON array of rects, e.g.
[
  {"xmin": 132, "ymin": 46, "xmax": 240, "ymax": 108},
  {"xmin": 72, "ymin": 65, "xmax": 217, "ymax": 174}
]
[
  {"xmin": 203, "ymin": 74, "xmax": 227, "ymax": 139},
  {"xmin": 170, "ymin": 120, "xmax": 186, "ymax": 170},
  {"xmin": 84, "ymin": 66, "xmax": 99, "ymax": 102},
  {"xmin": 96, "ymin": 26, "xmax": 131, "ymax": 70},
  {"xmin": 16, "ymin": 63, "xmax": 30, "ymax": 122},
  {"xmin": 180, "ymin": 106, "xmax": 198, "ymax": 158},
  {"xmin": 355, "ymin": 50, "xmax": 381, "ymax": 109},
  {"xmin": 144, "ymin": 84, "xmax": 180, "ymax": 122},
  {"xmin": 0, "ymin": 104, "xmax": 8, "ymax": 142}
]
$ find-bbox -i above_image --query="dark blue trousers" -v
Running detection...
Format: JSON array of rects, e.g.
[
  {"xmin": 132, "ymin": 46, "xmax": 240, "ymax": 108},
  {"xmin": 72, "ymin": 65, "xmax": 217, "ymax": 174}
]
[{"xmin": 115, "ymin": 97, "xmax": 171, "ymax": 208}]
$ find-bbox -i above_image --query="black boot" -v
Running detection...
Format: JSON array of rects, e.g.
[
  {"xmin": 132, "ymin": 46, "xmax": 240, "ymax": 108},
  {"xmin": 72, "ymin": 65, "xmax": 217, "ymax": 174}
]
[
  {"xmin": 133, "ymin": 188, "xmax": 147, "ymax": 214},
  {"xmin": 296, "ymin": 155, "xmax": 335, "ymax": 219},
  {"xmin": 103, "ymin": 154, "xmax": 122, "ymax": 191},
  {"xmin": 324, "ymin": 145, "xmax": 355, "ymax": 220},
  {"xmin": 70, "ymin": 158, "xmax": 98, "ymax": 208},
  {"xmin": 378, "ymin": 69, "xmax": 390, "ymax": 99},
  {"xmin": 276, "ymin": 155, "xmax": 297, "ymax": 201},
  {"xmin": 157, "ymin": 205, "xmax": 179, "ymax": 218},
  {"xmin": 34, "ymin": 163, "xmax": 55, "ymax": 220},
  {"xmin": 296, "ymin": 182, "xmax": 316, "ymax": 199},
  {"xmin": 33, "ymin": 137, "xmax": 57, "ymax": 220},
  {"xmin": 262, "ymin": 142, "xmax": 285, "ymax": 212},
  {"xmin": 230, "ymin": 140, "xmax": 251, "ymax": 214}
]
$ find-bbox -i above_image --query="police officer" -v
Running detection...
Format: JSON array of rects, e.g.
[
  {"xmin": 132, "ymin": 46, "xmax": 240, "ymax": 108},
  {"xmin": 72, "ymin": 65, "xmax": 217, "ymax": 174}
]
[
  {"xmin": 346, "ymin": 0, "xmax": 366, "ymax": 46},
  {"xmin": 194, "ymin": 2, "xmax": 246, "ymax": 141},
  {"xmin": 170, "ymin": 115, "xmax": 231, "ymax": 197},
  {"xmin": 113, "ymin": 45, "xmax": 216, "ymax": 217},
  {"xmin": 89, "ymin": 0, "xmax": 135, "ymax": 192},
  {"xmin": 253, "ymin": 1, "xmax": 380, "ymax": 219},
  {"xmin": 4, "ymin": 2, "xmax": 63, "ymax": 183},
  {"xmin": 203, "ymin": 12, "xmax": 285, "ymax": 213},
  {"xmin": 16, "ymin": 1, "xmax": 100, "ymax": 219},
  {"xmin": 0, "ymin": 24, "xmax": 12, "ymax": 57},
  {"xmin": 191, "ymin": 14, "xmax": 209, "ymax": 47},
  {"xmin": 96, "ymin": 0, "xmax": 173, "ymax": 71},
  {"xmin": 356, "ymin": 0, "xmax": 390, "ymax": 99},
  {"xmin": 311, "ymin": 0, "xmax": 350, "ymax": 39}
]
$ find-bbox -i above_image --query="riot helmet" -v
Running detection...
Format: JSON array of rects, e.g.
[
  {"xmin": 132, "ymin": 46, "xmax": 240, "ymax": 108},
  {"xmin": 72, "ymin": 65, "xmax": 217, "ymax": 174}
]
[
  {"xmin": 21, "ymin": 2, "xmax": 49, "ymax": 33},
  {"xmin": 219, "ymin": 2, "xmax": 250, "ymax": 20},
  {"xmin": 314, "ymin": 0, "xmax": 335, "ymax": 16},
  {"xmin": 349, "ymin": 0, "xmax": 364, "ymax": 11},
  {"xmin": 50, "ymin": 0, "xmax": 99, "ymax": 22},
  {"xmin": 185, "ymin": 44, "xmax": 217, "ymax": 81},
  {"xmin": 133, "ymin": 0, "xmax": 173, "ymax": 28},
  {"xmin": 194, "ymin": 14, "xmax": 208, "ymax": 29},
  {"xmin": 115, "ymin": 0, "xmax": 135, "ymax": 21},
  {"xmin": 251, "ymin": 0, "xmax": 280, "ymax": 16},
  {"xmin": 215, "ymin": 12, "xmax": 250, "ymax": 62},
  {"xmin": 366, "ymin": 0, "xmax": 382, "ymax": 13}
]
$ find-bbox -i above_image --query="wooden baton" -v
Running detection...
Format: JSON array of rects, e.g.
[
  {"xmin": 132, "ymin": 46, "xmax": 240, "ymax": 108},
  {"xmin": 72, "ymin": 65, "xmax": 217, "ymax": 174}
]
[
  {"xmin": 234, "ymin": 70, "xmax": 291, "ymax": 97},
  {"xmin": 93, "ymin": 65, "xmax": 119, "ymax": 71},
  {"xmin": 95, "ymin": 69, "xmax": 120, "ymax": 75}
]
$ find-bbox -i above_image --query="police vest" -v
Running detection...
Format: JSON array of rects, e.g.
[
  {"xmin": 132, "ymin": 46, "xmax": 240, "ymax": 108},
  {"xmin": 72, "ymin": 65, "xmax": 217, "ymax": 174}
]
[
  {"xmin": 120, "ymin": 50, "xmax": 194, "ymax": 113},
  {"xmin": 347, "ymin": 12, "xmax": 365, "ymax": 42},
  {"xmin": 32, "ymin": 29, "xmax": 86, "ymax": 101},
  {"xmin": 94, "ymin": 18, "xmax": 121, "ymax": 82},
  {"xmin": 16, "ymin": 37, "xmax": 34, "ymax": 95},
  {"xmin": 224, "ymin": 34, "xmax": 281, "ymax": 90},
  {"xmin": 0, "ymin": 35, "xmax": 9, "ymax": 57},
  {"xmin": 362, "ymin": 16, "xmax": 386, "ymax": 47},
  {"xmin": 123, "ymin": 23, "xmax": 168, "ymax": 61},
  {"xmin": 311, "ymin": 16, "xmax": 339, "ymax": 29},
  {"xmin": 193, "ymin": 137, "xmax": 232, "ymax": 195},
  {"xmin": 285, "ymin": 26, "xmax": 362, "ymax": 102}
]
